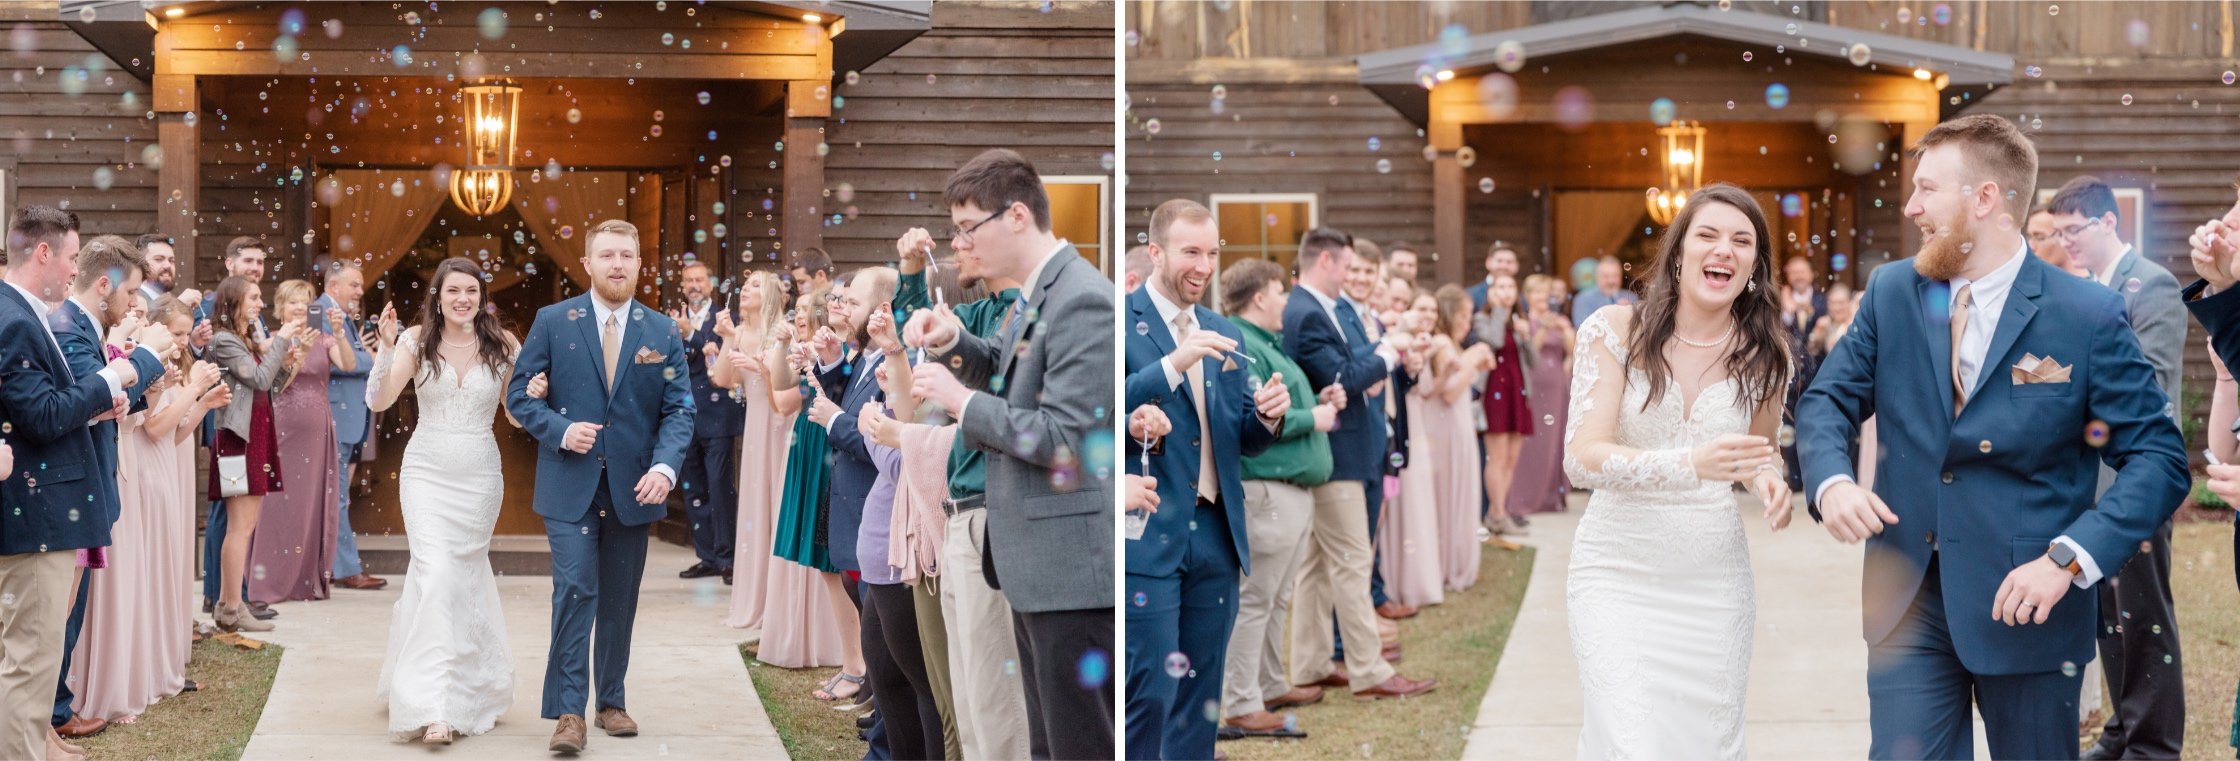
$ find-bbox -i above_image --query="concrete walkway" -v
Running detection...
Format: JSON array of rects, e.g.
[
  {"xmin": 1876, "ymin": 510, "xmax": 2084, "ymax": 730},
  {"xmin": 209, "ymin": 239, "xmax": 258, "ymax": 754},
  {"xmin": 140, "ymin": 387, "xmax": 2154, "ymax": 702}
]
[
  {"xmin": 236, "ymin": 536, "xmax": 786, "ymax": 760},
  {"xmin": 1462, "ymin": 492, "xmax": 1996, "ymax": 759}
]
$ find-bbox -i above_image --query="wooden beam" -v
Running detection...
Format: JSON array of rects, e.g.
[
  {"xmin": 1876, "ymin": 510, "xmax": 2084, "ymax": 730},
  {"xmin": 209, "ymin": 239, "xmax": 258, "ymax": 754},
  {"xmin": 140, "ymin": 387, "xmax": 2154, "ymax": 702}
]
[
  {"xmin": 1431, "ymin": 81, "xmax": 1465, "ymax": 286},
  {"xmin": 787, "ymin": 79, "xmax": 832, "ymax": 119},
  {"xmin": 157, "ymin": 76, "xmax": 200, "ymax": 289},
  {"xmin": 157, "ymin": 50, "xmax": 823, "ymax": 81},
  {"xmin": 781, "ymin": 114, "xmax": 825, "ymax": 267}
]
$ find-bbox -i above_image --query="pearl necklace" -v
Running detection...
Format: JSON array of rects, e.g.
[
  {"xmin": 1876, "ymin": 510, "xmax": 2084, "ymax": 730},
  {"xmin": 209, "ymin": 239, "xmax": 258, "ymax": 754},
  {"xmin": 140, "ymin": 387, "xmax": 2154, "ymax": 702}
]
[{"xmin": 1673, "ymin": 322, "xmax": 1736, "ymax": 349}]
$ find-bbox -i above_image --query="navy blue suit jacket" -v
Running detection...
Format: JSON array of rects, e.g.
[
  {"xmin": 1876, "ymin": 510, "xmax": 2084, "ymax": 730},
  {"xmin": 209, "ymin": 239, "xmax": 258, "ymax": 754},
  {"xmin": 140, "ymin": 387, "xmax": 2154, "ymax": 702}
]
[
  {"xmin": 0, "ymin": 286, "xmax": 159, "ymax": 553},
  {"xmin": 1281, "ymin": 288, "xmax": 1388, "ymax": 483},
  {"xmin": 817, "ymin": 349, "xmax": 886, "ymax": 573},
  {"xmin": 682, "ymin": 303, "xmax": 744, "ymax": 439},
  {"xmin": 54, "ymin": 300, "xmax": 161, "ymax": 529},
  {"xmin": 1798, "ymin": 253, "xmax": 2188, "ymax": 675},
  {"xmin": 1121, "ymin": 288, "xmax": 1277, "ymax": 576},
  {"xmin": 314, "ymin": 294, "xmax": 374, "ymax": 447},
  {"xmin": 505, "ymin": 294, "xmax": 696, "ymax": 527}
]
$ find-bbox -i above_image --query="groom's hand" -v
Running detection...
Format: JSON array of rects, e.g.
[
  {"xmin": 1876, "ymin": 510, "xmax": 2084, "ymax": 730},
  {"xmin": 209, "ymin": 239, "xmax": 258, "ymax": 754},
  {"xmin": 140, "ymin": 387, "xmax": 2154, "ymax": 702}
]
[
  {"xmin": 1993, "ymin": 556, "xmax": 2073, "ymax": 625},
  {"xmin": 634, "ymin": 470, "xmax": 673, "ymax": 505},
  {"xmin": 1819, "ymin": 480, "xmax": 1898, "ymax": 543},
  {"xmin": 563, "ymin": 421, "xmax": 603, "ymax": 453}
]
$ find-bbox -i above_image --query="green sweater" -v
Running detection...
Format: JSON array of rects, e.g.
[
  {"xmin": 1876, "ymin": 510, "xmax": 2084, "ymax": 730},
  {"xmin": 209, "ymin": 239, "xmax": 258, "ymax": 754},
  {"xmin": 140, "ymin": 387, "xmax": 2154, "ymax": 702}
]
[
  {"xmin": 1237, "ymin": 320, "xmax": 1332, "ymax": 486},
  {"xmin": 895, "ymin": 270, "xmax": 1020, "ymax": 500}
]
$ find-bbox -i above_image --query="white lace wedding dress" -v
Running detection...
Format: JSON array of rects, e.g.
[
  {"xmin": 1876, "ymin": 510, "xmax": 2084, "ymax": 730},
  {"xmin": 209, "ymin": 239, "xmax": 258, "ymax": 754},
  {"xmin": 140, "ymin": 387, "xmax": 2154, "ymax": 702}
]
[
  {"xmin": 375, "ymin": 337, "xmax": 514, "ymax": 740},
  {"xmin": 1562, "ymin": 310, "xmax": 1755, "ymax": 759}
]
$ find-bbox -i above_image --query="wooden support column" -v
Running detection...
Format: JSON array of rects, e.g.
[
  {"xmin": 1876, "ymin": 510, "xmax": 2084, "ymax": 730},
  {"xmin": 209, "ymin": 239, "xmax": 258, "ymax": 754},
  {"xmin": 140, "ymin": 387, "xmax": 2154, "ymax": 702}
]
[
  {"xmin": 1897, "ymin": 117, "xmax": 1936, "ymax": 271},
  {"xmin": 781, "ymin": 80, "xmax": 830, "ymax": 266},
  {"xmin": 153, "ymin": 69, "xmax": 200, "ymax": 289},
  {"xmin": 1430, "ymin": 81, "xmax": 1467, "ymax": 286}
]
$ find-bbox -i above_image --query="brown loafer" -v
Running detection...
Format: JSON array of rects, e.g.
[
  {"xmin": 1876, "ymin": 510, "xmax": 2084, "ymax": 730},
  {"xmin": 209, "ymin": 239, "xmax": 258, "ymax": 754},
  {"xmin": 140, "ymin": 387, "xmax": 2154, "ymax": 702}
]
[
  {"xmin": 549, "ymin": 714, "xmax": 587, "ymax": 754},
  {"xmin": 1265, "ymin": 685, "xmax": 1324, "ymax": 710},
  {"xmin": 1354, "ymin": 674, "xmax": 1437, "ymax": 700},
  {"xmin": 335, "ymin": 573, "xmax": 388, "ymax": 590},
  {"xmin": 1305, "ymin": 667, "xmax": 1349, "ymax": 689},
  {"xmin": 56, "ymin": 715, "xmax": 108, "ymax": 739},
  {"xmin": 1375, "ymin": 601, "xmax": 1418, "ymax": 620},
  {"xmin": 595, "ymin": 706, "xmax": 639, "ymax": 737}
]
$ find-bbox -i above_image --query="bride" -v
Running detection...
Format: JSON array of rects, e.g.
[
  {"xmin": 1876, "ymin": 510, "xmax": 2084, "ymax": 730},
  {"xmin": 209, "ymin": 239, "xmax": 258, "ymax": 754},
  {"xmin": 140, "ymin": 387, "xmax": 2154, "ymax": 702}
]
[
  {"xmin": 1562, "ymin": 183, "xmax": 1795, "ymax": 758},
  {"xmin": 368, "ymin": 257, "xmax": 543, "ymax": 744}
]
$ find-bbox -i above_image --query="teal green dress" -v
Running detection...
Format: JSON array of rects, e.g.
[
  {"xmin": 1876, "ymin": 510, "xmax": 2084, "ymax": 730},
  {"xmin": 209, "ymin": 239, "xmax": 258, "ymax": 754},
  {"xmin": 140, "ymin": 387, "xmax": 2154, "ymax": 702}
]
[{"xmin": 772, "ymin": 376, "xmax": 835, "ymax": 572}]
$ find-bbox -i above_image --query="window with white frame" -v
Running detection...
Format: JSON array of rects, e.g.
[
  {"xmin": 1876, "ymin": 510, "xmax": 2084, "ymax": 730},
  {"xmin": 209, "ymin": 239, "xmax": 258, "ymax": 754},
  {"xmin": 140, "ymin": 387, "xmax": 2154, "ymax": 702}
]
[
  {"xmin": 1210, "ymin": 193, "xmax": 1318, "ymax": 273},
  {"xmin": 1042, "ymin": 175, "xmax": 1110, "ymax": 271}
]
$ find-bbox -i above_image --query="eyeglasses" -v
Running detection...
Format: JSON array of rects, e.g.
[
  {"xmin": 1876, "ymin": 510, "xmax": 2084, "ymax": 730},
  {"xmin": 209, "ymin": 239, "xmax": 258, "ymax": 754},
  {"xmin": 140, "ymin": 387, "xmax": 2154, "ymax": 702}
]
[
  {"xmin": 949, "ymin": 210, "xmax": 1004, "ymax": 245},
  {"xmin": 2051, "ymin": 217, "xmax": 2104, "ymax": 241}
]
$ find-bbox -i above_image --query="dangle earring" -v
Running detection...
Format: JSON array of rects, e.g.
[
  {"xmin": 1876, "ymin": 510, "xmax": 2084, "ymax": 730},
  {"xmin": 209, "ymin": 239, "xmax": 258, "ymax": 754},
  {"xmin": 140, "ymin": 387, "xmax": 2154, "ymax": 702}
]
[{"xmin": 1747, "ymin": 279, "xmax": 1758, "ymax": 293}]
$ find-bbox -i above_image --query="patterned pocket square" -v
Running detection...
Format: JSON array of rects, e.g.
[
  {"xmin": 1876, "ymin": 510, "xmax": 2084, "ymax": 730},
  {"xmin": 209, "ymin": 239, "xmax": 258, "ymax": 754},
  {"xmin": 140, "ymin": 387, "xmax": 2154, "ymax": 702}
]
[
  {"xmin": 634, "ymin": 347, "xmax": 666, "ymax": 364},
  {"xmin": 2010, "ymin": 353, "xmax": 2072, "ymax": 384}
]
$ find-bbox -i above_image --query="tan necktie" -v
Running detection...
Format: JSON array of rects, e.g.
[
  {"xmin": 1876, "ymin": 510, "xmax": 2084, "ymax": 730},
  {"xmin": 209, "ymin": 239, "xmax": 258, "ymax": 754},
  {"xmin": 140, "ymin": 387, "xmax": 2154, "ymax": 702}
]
[
  {"xmin": 1949, "ymin": 283, "xmax": 1972, "ymax": 414},
  {"xmin": 603, "ymin": 313, "xmax": 622, "ymax": 393},
  {"xmin": 1174, "ymin": 312, "xmax": 1217, "ymax": 504}
]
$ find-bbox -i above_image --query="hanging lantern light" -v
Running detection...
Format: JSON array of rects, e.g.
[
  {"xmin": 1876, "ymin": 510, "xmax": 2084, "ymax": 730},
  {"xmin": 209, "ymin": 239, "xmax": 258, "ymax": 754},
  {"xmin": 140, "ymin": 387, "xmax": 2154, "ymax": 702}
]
[
  {"xmin": 449, "ymin": 81, "xmax": 521, "ymax": 216},
  {"xmin": 1646, "ymin": 120, "xmax": 1706, "ymax": 226}
]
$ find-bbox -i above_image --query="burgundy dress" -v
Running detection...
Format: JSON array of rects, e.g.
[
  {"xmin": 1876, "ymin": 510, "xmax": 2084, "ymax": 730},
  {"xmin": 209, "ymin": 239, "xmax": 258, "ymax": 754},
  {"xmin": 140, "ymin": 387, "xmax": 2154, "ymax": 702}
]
[
  {"xmin": 1482, "ymin": 321, "xmax": 1535, "ymax": 436},
  {"xmin": 209, "ymin": 346, "xmax": 283, "ymax": 499}
]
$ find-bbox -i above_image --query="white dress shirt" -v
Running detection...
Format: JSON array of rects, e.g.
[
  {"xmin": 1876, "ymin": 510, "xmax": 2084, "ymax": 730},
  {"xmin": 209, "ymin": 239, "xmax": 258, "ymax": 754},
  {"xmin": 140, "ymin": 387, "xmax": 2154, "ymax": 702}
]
[
  {"xmin": 2091, "ymin": 245, "xmax": 2131, "ymax": 288},
  {"xmin": 589, "ymin": 295, "xmax": 677, "ymax": 488},
  {"xmin": 1815, "ymin": 242, "xmax": 2100, "ymax": 587}
]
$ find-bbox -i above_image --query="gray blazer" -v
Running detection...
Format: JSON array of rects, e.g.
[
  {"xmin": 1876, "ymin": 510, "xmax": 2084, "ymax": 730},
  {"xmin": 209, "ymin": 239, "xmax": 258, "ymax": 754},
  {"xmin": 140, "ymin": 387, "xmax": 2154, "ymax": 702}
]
[
  {"xmin": 932, "ymin": 245, "xmax": 1114, "ymax": 613},
  {"xmin": 2095, "ymin": 248, "xmax": 2185, "ymax": 499},
  {"xmin": 205, "ymin": 330, "xmax": 294, "ymax": 440}
]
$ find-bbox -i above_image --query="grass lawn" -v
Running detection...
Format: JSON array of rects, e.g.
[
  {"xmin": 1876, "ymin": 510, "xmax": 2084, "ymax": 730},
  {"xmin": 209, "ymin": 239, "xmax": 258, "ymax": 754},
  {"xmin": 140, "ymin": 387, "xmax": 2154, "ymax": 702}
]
[
  {"xmin": 77, "ymin": 636, "xmax": 280, "ymax": 761},
  {"xmin": 1225, "ymin": 543, "xmax": 1535, "ymax": 761},
  {"xmin": 2171, "ymin": 518, "xmax": 2240, "ymax": 760},
  {"xmin": 743, "ymin": 644, "xmax": 865, "ymax": 761}
]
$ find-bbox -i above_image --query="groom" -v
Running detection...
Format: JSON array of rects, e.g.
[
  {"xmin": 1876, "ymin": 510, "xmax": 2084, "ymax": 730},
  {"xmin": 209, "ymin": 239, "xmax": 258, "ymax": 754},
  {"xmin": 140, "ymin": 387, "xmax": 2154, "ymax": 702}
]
[
  {"xmin": 506, "ymin": 219, "xmax": 695, "ymax": 754},
  {"xmin": 1798, "ymin": 114, "xmax": 2188, "ymax": 759}
]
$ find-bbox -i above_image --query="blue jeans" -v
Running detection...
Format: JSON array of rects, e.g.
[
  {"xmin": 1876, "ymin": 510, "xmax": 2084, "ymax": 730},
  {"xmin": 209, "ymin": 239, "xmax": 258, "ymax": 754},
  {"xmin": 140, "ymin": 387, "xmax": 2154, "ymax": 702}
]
[{"xmin": 331, "ymin": 441, "xmax": 364, "ymax": 579}]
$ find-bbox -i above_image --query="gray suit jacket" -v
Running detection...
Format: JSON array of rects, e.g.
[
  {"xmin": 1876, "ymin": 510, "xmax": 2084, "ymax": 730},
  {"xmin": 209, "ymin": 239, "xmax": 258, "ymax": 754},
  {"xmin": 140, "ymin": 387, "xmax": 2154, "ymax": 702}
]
[
  {"xmin": 933, "ymin": 245, "xmax": 1114, "ymax": 613},
  {"xmin": 205, "ymin": 330, "xmax": 294, "ymax": 440},
  {"xmin": 2095, "ymin": 248, "xmax": 2185, "ymax": 499}
]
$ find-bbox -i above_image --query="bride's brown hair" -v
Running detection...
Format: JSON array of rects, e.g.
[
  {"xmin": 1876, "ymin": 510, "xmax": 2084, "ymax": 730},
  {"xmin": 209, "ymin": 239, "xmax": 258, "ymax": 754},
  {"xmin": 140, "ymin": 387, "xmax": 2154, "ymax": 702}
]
[
  {"xmin": 1624, "ymin": 183, "xmax": 1792, "ymax": 412},
  {"xmin": 414, "ymin": 257, "xmax": 515, "ymax": 381}
]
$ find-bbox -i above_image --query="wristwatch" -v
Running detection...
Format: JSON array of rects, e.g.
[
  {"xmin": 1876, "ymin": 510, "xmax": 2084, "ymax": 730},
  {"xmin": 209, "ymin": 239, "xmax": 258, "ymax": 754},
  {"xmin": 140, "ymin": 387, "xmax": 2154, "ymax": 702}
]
[{"xmin": 2046, "ymin": 542, "xmax": 2083, "ymax": 576}]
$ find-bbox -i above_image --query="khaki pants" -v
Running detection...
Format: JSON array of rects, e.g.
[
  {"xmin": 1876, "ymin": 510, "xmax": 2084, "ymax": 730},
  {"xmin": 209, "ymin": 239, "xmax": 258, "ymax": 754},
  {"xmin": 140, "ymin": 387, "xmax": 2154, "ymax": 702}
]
[
  {"xmin": 913, "ymin": 575, "xmax": 960, "ymax": 760},
  {"xmin": 938, "ymin": 508, "xmax": 1030, "ymax": 760},
  {"xmin": 1222, "ymin": 480, "xmax": 1315, "ymax": 718},
  {"xmin": 1288, "ymin": 480, "xmax": 1396, "ymax": 692},
  {"xmin": 0, "ymin": 550, "xmax": 73, "ymax": 760}
]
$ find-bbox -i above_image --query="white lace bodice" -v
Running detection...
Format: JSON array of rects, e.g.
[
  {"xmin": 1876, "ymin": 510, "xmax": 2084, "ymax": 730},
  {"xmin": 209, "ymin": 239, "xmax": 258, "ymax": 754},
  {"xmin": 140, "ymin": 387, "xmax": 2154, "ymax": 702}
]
[
  {"xmin": 1561, "ymin": 310, "xmax": 1755, "ymax": 504},
  {"xmin": 390, "ymin": 330, "xmax": 507, "ymax": 437}
]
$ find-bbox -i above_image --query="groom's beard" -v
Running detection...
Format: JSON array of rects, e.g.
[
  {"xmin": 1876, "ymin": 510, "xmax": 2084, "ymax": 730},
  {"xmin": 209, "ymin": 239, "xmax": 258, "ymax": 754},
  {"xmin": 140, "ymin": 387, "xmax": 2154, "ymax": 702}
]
[
  {"xmin": 592, "ymin": 276, "xmax": 635, "ymax": 305},
  {"xmin": 1913, "ymin": 215, "xmax": 1973, "ymax": 282}
]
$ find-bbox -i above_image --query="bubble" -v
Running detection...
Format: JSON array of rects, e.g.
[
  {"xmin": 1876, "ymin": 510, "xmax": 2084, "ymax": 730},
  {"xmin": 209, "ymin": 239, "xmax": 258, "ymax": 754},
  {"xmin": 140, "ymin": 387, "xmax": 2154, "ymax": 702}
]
[
  {"xmin": 1765, "ymin": 83, "xmax": 1791, "ymax": 109},
  {"xmin": 477, "ymin": 7, "xmax": 507, "ymax": 39},
  {"xmin": 1543, "ymin": 414, "xmax": 1555, "ymax": 427},
  {"xmin": 1367, "ymin": 136, "xmax": 1382, "ymax": 152},
  {"xmin": 2026, "ymin": 65, "xmax": 2044, "ymax": 78},
  {"xmin": 1389, "ymin": 452, "xmax": 1406, "ymax": 468},
  {"xmin": 1375, "ymin": 158, "xmax": 1392, "ymax": 174},
  {"xmin": 1493, "ymin": 40, "xmax": 1526, "ymax": 73},
  {"xmin": 2084, "ymin": 420, "xmax": 2110, "ymax": 448},
  {"xmin": 1742, "ymin": 51, "xmax": 1754, "ymax": 62},
  {"xmin": 1776, "ymin": 426, "xmax": 1797, "ymax": 447},
  {"xmin": 566, "ymin": 108, "xmax": 582, "ymax": 124},
  {"xmin": 1210, "ymin": 84, "xmax": 1227, "ymax": 101},
  {"xmin": 2152, "ymin": 624, "xmax": 2163, "ymax": 634},
  {"xmin": 1135, "ymin": 321, "xmax": 1150, "ymax": 336},
  {"xmin": 1144, "ymin": 118, "xmax": 1161, "ymax": 135},
  {"xmin": 844, "ymin": 70, "xmax": 861, "ymax": 86},
  {"xmin": 2164, "ymin": 654, "xmax": 2174, "ymax": 664},
  {"xmin": 2120, "ymin": 93, "xmax": 2134, "ymax": 106},
  {"xmin": 1076, "ymin": 649, "xmax": 1110, "ymax": 690},
  {"xmin": 1649, "ymin": 97, "xmax": 1676, "ymax": 126},
  {"xmin": 1456, "ymin": 146, "xmax": 1478, "ymax": 168},
  {"xmin": 661, "ymin": 33, "xmax": 675, "ymax": 46},
  {"xmin": 2062, "ymin": 660, "xmax": 2077, "ymax": 677},
  {"xmin": 1847, "ymin": 43, "xmax": 1872, "ymax": 66},
  {"xmin": 92, "ymin": 167, "xmax": 113, "ymax": 191},
  {"xmin": 391, "ymin": 45, "xmax": 413, "ymax": 67},
  {"xmin": 1478, "ymin": 178, "xmax": 1496, "ymax": 194},
  {"xmin": 2226, "ymin": 71, "xmax": 2240, "ymax": 86},
  {"xmin": 2124, "ymin": 277, "xmax": 2142, "ymax": 293},
  {"xmin": 2047, "ymin": 4, "xmax": 2059, "ymax": 15},
  {"xmin": 1163, "ymin": 652, "xmax": 1190, "ymax": 678}
]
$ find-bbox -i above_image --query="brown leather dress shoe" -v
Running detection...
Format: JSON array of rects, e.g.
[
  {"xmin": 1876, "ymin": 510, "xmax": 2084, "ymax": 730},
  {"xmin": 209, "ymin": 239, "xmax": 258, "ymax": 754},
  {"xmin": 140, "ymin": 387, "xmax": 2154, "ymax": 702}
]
[
  {"xmin": 335, "ymin": 573, "xmax": 388, "ymax": 590},
  {"xmin": 1354, "ymin": 674, "xmax": 1437, "ymax": 700},
  {"xmin": 1305, "ymin": 667, "xmax": 1349, "ymax": 689},
  {"xmin": 550, "ymin": 714, "xmax": 587, "ymax": 754},
  {"xmin": 55, "ymin": 715, "xmax": 107, "ymax": 739},
  {"xmin": 1375, "ymin": 601, "xmax": 1419, "ymax": 620},
  {"xmin": 594, "ymin": 707, "xmax": 639, "ymax": 737},
  {"xmin": 1265, "ymin": 685, "xmax": 1324, "ymax": 710}
]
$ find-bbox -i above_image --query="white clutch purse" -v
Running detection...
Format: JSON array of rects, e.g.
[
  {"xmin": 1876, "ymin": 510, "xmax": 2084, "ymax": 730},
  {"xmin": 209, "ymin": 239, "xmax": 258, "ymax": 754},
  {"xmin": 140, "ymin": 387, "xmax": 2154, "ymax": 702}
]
[{"xmin": 217, "ymin": 454, "xmax": 249, "ymax": 498}]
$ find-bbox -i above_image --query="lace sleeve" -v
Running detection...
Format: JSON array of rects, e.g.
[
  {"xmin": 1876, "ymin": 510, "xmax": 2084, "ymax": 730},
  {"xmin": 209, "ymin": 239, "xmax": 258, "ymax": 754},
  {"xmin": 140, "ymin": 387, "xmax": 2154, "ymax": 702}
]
[{"xmin": 1561, "ymin": 309, "xmax": 1701, "ymax": 492}]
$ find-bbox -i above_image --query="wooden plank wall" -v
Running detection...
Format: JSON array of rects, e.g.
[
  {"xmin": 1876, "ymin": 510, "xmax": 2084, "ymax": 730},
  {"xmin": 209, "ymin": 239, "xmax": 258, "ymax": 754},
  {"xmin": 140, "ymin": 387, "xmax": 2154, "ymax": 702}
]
[
  {"xmin": 1123, "ymin": 81, "xmax": 1434, "ymax": 262},
  {"xmin": 0, "ymin": 11, "xmax": 159, "ymax": 239},
  {"xmin": 821, "ymin": 1, "xmax": 1116, "ymax": 270}
]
